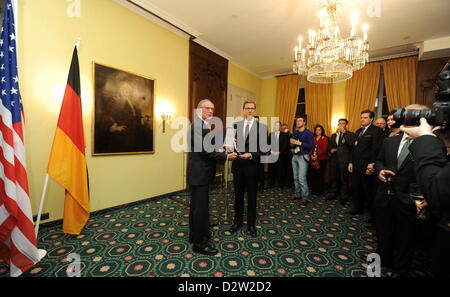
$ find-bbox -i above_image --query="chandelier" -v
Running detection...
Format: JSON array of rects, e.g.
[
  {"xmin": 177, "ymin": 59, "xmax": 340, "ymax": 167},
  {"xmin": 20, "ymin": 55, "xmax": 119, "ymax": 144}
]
[{"xmin": 293, "ymin": 0, "xmax": 369, "ymax": 83}]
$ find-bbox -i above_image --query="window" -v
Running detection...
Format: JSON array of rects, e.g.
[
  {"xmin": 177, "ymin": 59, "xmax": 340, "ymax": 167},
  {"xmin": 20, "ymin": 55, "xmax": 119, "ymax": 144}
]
[
  {"xmin": 374, "ymin": 67, "xmax": 389, "ymax": 119},
  {"xmin": 295, "ymin": 88, "xmax": 306, "ymax": 117}
]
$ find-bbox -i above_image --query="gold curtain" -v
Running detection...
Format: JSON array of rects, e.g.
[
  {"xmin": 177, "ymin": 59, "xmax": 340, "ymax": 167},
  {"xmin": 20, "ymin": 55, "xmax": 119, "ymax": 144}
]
[
  {"xmin": 344, "ymin": 62, "xmax": 381, "ymax": 132},
  {"xmin": 305, "ymin": 80, "xmax": 333, "ymax": 136},
  {"xmin": 275, "ymin": 74, "xmax": 301, "ymax": 129},
  {"xmin": 383, "ymin": 56, "xmax": 418, "ymax": 110}
]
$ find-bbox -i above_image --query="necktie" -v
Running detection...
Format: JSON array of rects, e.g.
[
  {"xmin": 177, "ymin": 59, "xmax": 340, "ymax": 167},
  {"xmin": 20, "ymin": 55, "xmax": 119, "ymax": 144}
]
[
  {"xmin": 245, "ymin": 122, "xmax": 250, "ymax": 139},
  {"xmin": 397, "ymin": 138, "xmax": 412, "ymax": 168},
  {"xmin": 359, "ymin": 128, "xmax": 366, "ymax": 139},
  {"xmin": 337, "ymin": 133, "xmax": 342, "ymax": 145}
]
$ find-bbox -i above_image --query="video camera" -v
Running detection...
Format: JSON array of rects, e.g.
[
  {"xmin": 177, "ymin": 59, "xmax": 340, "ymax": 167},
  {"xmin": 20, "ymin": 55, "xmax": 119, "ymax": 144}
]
[{"xmin": 392, "ymin": 61, "xmax": 450, "ymax": 130}]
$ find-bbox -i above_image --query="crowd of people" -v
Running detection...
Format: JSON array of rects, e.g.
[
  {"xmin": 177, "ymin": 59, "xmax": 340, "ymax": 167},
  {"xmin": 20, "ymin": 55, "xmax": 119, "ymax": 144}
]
[
  {"xmin": 187, "ymin": 99, "xmax": 449, "ymax": 277},
  {"xmin": 262, "ymin": 106, "xmax": 447, "ymax": 277}
]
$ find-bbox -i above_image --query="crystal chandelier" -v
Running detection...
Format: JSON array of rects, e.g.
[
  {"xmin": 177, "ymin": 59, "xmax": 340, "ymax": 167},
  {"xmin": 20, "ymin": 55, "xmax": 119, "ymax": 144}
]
[{"xmin": 293, "ymin": 0, "xmax": 369, "ymax": 83}]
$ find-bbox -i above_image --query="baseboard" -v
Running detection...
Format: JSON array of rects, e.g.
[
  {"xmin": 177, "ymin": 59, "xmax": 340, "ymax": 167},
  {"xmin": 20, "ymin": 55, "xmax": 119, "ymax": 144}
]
[{"xmin": 35, "ymin": 189, "xmax": 187, "ymax": 231}]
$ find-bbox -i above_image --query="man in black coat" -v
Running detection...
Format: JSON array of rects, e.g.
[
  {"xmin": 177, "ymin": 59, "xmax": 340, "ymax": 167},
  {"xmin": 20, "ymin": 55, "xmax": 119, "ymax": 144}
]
[
  {"xmin": 348, "ymin": 110, "xmax": 384, "ymax": 217},
  {"xmin": 401, "ymin": 117, "xmax": 450, "ymax": 277},
  {"xmin": 326, "ymin": 118, "xmax": 355, "ymax": 204},
  {"xmin": 268, "ymin": 121, "xmax": 291, "ymax": 188},
  {"xmin": 229, "ymin": 101, "xmax": 269, "ymax": 237},
  {"xmin": 187, "ymin": 99, "xmax": 237, "ymax": 255},
  {"xmin": 374, "ymin": 131, "xmax": 418, "ymax": 276}
]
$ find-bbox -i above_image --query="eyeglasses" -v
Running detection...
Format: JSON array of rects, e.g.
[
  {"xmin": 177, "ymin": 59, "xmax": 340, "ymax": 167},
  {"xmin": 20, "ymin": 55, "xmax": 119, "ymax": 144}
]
[
  {"xmin": 244, "ymin": 107, "xmax": 256, "ymax": 110},
  {"xmin": 201, "ymin": 106, "xmax": 215, "ymax": 111}
]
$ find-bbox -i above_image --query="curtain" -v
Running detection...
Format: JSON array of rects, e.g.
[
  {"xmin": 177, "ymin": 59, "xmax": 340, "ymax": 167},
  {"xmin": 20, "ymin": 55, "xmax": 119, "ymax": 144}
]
[
  {"xmin": 383, "ymin": 56, "xmax": 418, "ymax": 110},
  {"xmin": 275, "ymin": 75, "xmax": 301, "ymax": 129},
  {"xmin": 305, "ymin": 80, "xmax": 333, "ymax": 136},
  {"xmin": 344, "ymin": 62, "xmax": 381, "ymax": 132}
]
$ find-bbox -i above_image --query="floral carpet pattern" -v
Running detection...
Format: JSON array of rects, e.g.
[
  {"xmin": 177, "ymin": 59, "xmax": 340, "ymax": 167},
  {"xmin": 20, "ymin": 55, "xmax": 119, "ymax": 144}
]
[{"xmin": 0, "ymin": 186, "xmax": 431, "ymax": 277}]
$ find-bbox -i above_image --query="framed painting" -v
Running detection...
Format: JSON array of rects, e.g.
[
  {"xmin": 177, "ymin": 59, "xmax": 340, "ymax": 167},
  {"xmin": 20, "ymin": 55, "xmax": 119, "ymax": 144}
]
[{"xmin": 93, "ymin": 62, "xmax": 155, "ymax": 155}]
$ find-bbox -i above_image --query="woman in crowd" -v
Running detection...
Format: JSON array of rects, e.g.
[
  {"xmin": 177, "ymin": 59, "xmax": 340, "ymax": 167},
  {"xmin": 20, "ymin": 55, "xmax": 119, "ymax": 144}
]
[
  {"xmin": 387, "ymin": 110, "xmax": 401, "ymax": 137},
  {"xmin": 309, "ymin": 125, "xmax": 329, "ymax": 196}
]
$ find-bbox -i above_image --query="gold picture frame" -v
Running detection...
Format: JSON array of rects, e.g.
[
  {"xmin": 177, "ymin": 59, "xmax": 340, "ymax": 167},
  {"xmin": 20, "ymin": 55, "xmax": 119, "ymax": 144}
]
[{"xmin": 92, "ymin": 62, "xmax": 155, "ymax": 156}]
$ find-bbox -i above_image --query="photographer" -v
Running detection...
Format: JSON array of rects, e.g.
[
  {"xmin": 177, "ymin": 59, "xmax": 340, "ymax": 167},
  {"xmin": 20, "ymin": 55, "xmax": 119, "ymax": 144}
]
[
  {"xmin": 399, "ymin": 61, "xmax": 450, "ymax": 277},
  {"xmin": 400, "ymin": 118, "xmax": 450, "ymax": 277}
]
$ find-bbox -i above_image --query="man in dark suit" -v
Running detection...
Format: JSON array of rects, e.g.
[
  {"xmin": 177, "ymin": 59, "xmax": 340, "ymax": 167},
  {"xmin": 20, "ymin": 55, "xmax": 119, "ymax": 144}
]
[
  {"xmin": 268, "ymin": 121, "xmax": 291, "ymax": 188},
  {"xmin": 401, "ymin": 115, "xmax": 450, "ymax": 277},
  {"xmin": 326, "ymin": 118, "xmax": 355, "ymax": 204},
  {"xmin": 374, "ymin": 117, "xmax": 390, "ymax": 138},
  {"xmin": 348, "ymin": 110, "xmax": 384, "ymax": 216},
  {"xmin": 187, "ymin": 99, "xmax": 237, "ymax": 255},
  {"xmin": 374, "ymin": 130, "xmax": 419, "ymax": 276},
  {"xmin": 229, "ymin": 101, "xmax": 269, "ymax": 237}
]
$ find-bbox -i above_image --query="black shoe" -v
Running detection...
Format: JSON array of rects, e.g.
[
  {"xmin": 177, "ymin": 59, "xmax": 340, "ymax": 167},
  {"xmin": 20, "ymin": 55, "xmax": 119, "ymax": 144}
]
[
  {"xmin": 247, "ymin": 226, "xmax": 257, "ymax": 237},
  {"xmin": 325, "ymin": 194, "xmax": 337, "ymax": 201},
  {"xmin": 229, "ymin": 223, "xmax": 242, "ymax": 234},
  {"xmin": 349, "ymin": 208, "xmax": 363, "ymax": 215},
  {"xmin": 192, "ymin": 244, "xmax": 218, "ymax": 256},
  {"xmin": 299, "ymin": 198, "xmax": 310, "ymax": 205}
]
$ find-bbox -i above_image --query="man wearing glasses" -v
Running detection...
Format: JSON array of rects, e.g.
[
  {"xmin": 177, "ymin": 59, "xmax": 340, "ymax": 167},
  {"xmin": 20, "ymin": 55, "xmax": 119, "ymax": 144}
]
[
  {"xmin": 187, "ymin": 99, "xmax": 237, "ymax": 255},
  {"xmin": 229, "ymin": 101, "xmax": 269, "ymax": 237}
]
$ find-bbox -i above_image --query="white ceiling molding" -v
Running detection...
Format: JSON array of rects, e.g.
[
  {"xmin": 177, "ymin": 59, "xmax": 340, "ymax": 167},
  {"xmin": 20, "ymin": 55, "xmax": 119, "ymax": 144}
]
[
  {"xmin": 419, "ymin": 36, "xmax": 450, "ymax": 61},
  {"xmin": 191, "ymin": 38, "xmax": 233, "ymax": 61},
  {"xmin": 369, "ymin": 50, "xmax": 419, "ymax": 63},
  {"xmin": 113, "ymin": 0, "xmax": 198, "ymax": 40}
]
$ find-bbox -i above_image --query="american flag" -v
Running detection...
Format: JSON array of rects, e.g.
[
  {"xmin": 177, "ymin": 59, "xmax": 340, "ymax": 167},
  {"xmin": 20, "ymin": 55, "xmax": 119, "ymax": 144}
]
[{"xmin": 0, "ymin": 0, "xmax": 39, "ymax": 276}]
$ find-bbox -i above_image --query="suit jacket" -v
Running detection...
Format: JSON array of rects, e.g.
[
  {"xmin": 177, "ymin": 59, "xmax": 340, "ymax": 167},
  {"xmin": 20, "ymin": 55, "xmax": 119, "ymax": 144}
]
[
  {"xmin": 375, "ymin": 133, "xmax": 416, "ymax": 205},
  {"xmin": 231, "ymin": 120, "xmax": 268, "ymax": 177},
  {"xmin": 329, "ymin": 131, "xmax": 356, "ymax": 164},
  {"xmin": 187, "ymin": 117, "xmax": 227, "ymax": 186},
  {"xmin": 409, "ymin": 135, "xmax": 450, "ymax": 222},
  {"xmin": 268, "ymin": 131, "xmax": 291, "ymax": 154},
  {"xmin": 351, "ymin": 124, "xmax": 384, "ymax": 171}
]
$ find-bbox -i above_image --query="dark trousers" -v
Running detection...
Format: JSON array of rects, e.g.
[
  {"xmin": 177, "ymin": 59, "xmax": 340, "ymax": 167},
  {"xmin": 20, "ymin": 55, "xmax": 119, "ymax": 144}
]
[
  {"xmin": 352, "ymin": 168, "xmax": 376, "ymax": 213},
  {"xmin": 374, "ymin": 195, "xmax": 416, "ymax": 275},
  {"xmin": 189, "ymin": 185, "xmax": 210, "ymax": 246},
  {"xmin": 330, "ymin": 157, "xmax": 350, "ymax": 198},
  {"xmin": 268, "ymin": 156, "xmax": 287, "ymax": 187},
  {"xmin": 433, "ymin": 227, "xmax": 450, "ymax": 277},
  {"xmin": 309, "ymin": 159, "xmax": 327, "ymax": 195},
  {"xmin": 258, "ymin": 164, "xmax": 265, "ymax": 189},
  {"xmin": 233, "ymin": 172, "xmax": 258, "ymax": 226}
]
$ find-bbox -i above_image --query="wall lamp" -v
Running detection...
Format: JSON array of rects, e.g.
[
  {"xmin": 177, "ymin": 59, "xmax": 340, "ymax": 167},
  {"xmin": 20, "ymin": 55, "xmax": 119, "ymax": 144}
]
[{"xmin": 161, "ymin": 111, "xmax": 172, "ymax": 133}]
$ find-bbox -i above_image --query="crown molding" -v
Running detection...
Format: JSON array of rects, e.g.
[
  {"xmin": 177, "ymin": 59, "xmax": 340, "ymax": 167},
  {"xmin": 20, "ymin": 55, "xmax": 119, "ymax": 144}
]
[{"xmin": 113, "ymin": 0, "xmax": 199, "ymax": 40}]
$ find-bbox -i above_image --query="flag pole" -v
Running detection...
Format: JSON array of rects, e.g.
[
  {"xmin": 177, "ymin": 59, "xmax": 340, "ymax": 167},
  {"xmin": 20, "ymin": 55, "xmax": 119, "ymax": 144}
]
[{"xmin": 34, "ymin": 173, "xmax": 49, "ymax": 260}]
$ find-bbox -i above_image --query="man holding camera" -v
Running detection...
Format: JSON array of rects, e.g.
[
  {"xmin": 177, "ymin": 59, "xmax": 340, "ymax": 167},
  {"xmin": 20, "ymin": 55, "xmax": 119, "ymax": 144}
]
[
  {"xmin": 401, "ymin": 119, "xmax": 450, "ymax": 277},
  {"xmin": 374, "ymin": 104, "xmax": 428, "ymax": 277},
  {"xmin": 399, "ymin": 61, "xmax": 450, "ymax": 277}
]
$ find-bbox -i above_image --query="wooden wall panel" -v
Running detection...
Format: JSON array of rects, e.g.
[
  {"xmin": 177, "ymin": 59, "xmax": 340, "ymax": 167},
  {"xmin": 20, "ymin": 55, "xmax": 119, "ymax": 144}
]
[
  {"xmin": 417, "ymin": 56, "xmax": 450, "ymax": 107},
  {"xmin": 189, "ymin": 40, "xmax": 228, "ymax": 123}
]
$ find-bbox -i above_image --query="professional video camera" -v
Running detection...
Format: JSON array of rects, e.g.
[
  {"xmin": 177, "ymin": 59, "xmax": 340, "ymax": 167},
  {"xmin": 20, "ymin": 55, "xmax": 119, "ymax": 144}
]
[{"xmin": 392, "ymin": 61, "xmax": 450, "ymax": 130}]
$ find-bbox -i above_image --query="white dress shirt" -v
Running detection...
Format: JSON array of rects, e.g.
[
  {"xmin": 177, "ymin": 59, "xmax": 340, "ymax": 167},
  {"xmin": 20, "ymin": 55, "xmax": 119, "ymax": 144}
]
[
  {"xmin": 397, "ymin": 132, "xmax": 412, "ymax": 158},
  {"xmin": 243, "ymin": 118, "xmax": 255, "ymax": 138}
]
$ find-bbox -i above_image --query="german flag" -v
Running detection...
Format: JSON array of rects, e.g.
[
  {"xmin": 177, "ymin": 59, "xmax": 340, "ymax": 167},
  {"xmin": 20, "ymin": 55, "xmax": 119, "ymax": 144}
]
[{"xmin": 47, "ymin": 47, "xmax": 89, "ymax": 235}]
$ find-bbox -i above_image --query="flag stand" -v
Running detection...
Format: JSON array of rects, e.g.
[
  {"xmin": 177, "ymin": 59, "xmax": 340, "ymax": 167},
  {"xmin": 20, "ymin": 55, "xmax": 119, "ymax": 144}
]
[{"xmin": 34, "ymin": 173, "xmax": 49, "ymax": 260}]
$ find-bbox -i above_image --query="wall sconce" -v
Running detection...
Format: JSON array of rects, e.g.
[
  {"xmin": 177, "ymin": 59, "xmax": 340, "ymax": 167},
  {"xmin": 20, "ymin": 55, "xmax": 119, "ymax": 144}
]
[{"xmin": 161, "ymin": 111, "xmax": 172, "ymax": 133}]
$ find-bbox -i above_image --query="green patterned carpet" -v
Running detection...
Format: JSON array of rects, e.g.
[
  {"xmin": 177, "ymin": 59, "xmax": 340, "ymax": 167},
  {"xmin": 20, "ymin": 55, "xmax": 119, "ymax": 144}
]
[{"xmin": 0, "ymin": 186, "xmax": 432, "ymax": 277}]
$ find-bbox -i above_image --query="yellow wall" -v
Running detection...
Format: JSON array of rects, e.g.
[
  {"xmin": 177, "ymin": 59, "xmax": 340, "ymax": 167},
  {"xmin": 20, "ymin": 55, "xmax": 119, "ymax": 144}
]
[
  {"xmin": 228, "ymin": 63, "xmax": 261, "ymax": 103},
  {"xmin": 19, "ymin": 0, "xmax": 189, "ymax": 223}
]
